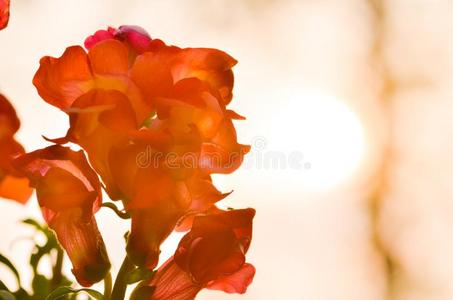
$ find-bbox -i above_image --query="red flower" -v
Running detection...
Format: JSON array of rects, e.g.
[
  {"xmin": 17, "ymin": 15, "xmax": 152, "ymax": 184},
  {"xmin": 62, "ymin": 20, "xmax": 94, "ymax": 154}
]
[
  {"xmin": 0, "ymin": 0, "xmax": 9, "ymax": 30},
  {"xmin": 0, "ymin": 94, "xmax": 32, "ymax": 204},
  {"xmin": 85, "ymin": 25, "xmax": 152, "ymax": 54},
  {"xmin": 139, "ymin": 208, "xmax": 256, "ymax": 299},
  {"xmin": 13, "ymin": 145, "xmax": 110, "ymax": 287},
  {"xmin": 32, "ymin": 25, "xmax": 250, "ymax": 269}
]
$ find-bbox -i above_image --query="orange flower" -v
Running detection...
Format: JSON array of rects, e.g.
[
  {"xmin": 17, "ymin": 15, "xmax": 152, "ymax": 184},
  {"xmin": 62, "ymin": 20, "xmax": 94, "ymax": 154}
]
[
  {"xmin": 13, "ymin": 145, "xmax": 111, "ymax": 287},
  {"xmin": 140, "ymin": 208, "xmax": 256, "ymax": 299},
  {"xmin": 0, "ymin": 94, "xmax": 32, "ymax": 203},
  {"xmin": 110, "ymin": 142, "xmax": 229, "ymax": 268},
  {"xmin": 33, "ymin": 26, "xmax": 248, "ymax": 184},
  {"xmin": 33, "ymin": 25, "xmax": 250, "ymax": 269},
  {"xmin": 0, "ymin": 0, "xmax": 9, "ymax": 30}
]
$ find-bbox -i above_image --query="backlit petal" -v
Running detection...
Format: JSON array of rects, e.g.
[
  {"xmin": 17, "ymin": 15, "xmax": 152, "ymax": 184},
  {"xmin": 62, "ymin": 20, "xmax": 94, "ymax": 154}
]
[
  {"xmin": 88, "ymin": 39, "xmax": 129, "ymax": 75},
  {"xmin": 172, "ymin": 48, "xmax": 237, "ymax": 104},
  {"xmin": 206, "ymin": 263, "xmax": 256, "ymax": 294},
  {"xmin": 0, "ymin": 93, "xmax": 20, "ymax": 136},
  {"xmin": 33, "ymin": 46, "xmax": 93, "ymax": 109},
  {"xmin": 0, "ymin": 175, "xmax": 32, "ymax": 204},
  {"xmin": 13, "ymin": 146, "xmax": 110, "ymax": 286},
  {"xmin": 147, "ymin": 259, "xmax": 201, "ymax": 300}
]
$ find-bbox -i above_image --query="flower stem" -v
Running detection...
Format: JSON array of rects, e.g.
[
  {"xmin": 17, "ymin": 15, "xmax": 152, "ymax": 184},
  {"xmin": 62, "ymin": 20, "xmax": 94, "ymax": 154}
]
[
  {"xmin": 104, "ymin": 272, "xmax": 112, "ymax": 300},
  {"xmin": 111, "ymin": 255, "xmax": 136, "ymax": 300},
  {"xmin": 51, "ymin": 247, "xmax": 64, "ymax": 288}
]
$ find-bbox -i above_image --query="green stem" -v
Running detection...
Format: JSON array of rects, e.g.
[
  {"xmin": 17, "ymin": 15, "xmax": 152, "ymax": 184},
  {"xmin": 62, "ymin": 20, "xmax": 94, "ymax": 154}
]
[
  {"xmin": 102, "ymin": 202, "xmax": 131, "ymax": 219},
  {"xmin": 51, "ymin": 248, "xmax": 64, "ymax": 288},
  {"xmin": 104, "ymin": 272, "xmax": 112, "ymax": 300},
  {"xmin": 111, "ymin": 256, "xmax": 136, "ymax": 300}
]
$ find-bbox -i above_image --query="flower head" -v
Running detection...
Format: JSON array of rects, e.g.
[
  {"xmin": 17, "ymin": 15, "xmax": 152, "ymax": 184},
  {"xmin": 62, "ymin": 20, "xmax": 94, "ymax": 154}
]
[
  {"xmin": 136, "ymin": 208, "xmax": 256, "ymax": 300},
  {"xmin": 13, "ymin": 145, "xmax": 110, "ymax": 286},
  {"xmin": 33, "ymin": 25, "xmax": 250, "ymax": 269}
]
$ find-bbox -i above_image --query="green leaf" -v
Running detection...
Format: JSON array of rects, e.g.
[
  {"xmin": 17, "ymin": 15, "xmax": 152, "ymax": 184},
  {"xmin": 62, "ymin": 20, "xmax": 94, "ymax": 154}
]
[
  {"xmin": 31, "ymin": 274, "xmax": 51, "ymax": 299},
  {"xmin": 30, "ymin": 240, "xmax": 58, "ymax": 274},
  {"xmin": 0, "ymin": 290, "xmax": 16, "ymax": 300},
  {"xmin": 53, "ymin": 274, "xmax": 73, "ymax": 291},
  {"xmin": 22, "ymin": 218, "xmax": 58, "ymax": 243},
  {"xmin": 0, "ymin": 254, "xmax": 20, "ymax": 285},
  {"xmin": 101, "ymin": 202, "xmax": 131, "ymax": 219},
  {"xmin": 22, "ymin": 218, "xmax": 60, "ymax": 275},
  {"xmin": 22, "ymin": 219, "xmax": 46, "ymax": 232},
  {"xmin": 45, "ymin": 287, "xmax": 103, "ymax": 300},
  {"xmin": 13, "ymin": 288, "xmax": 30, "ymax": 300},
  {"xmin": 125, "ymin": 268, "xmax": 156, "ymax": 285}
]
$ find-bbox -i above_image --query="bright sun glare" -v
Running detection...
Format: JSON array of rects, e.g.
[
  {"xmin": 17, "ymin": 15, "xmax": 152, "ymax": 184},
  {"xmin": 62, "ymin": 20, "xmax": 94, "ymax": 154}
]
[{"xmin": 271, "ymin": 90, "xmax": 365, "ymax": 190}]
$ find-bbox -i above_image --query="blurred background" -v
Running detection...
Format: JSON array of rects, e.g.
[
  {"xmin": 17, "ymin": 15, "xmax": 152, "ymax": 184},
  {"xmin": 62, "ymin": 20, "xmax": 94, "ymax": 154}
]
[{"xmin": 1, "ymin": 0, "xmax": 453, "ymax": 299}]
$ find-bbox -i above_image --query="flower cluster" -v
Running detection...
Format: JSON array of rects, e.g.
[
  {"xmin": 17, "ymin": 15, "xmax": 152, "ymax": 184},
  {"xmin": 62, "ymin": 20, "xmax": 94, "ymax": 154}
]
[{"xmin": 12, "ymin": 25, "xmax": 255, "ymax": 298}]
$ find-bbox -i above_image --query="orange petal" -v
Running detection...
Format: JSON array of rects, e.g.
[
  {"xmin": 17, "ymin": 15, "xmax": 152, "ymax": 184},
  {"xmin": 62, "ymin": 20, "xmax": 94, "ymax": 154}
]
[
  {"xmin": 66, "ymin": 90, "xmax": 137, "ymax": 199},
  {"xmin": 172, "ymin": 48, "xmax": 237, "ymax": 104},
  {"xmin": 107, "ymin": 143, "xmax": 142, "ymax": 201},
  {"xmin": 0, "ymin": 136, "xmax": 32, "ymax": 204},
  {"xmin": 13, "ymin": 145, "xmax": 110, "ymax": 286},
  {"xmin": 225, "ymin": 109, "xmax": 246, "ymax": 120},
  {"xmin": 175, "ymin": 178, "xmax": 231, "ymax": 232},
  {"xmin": 128, "ymin": 129, "xmax": 172, "ymax": 151},
  {"xmin": 68, "ymin": 89, "xmax": 137, "ymax": 134},
  {"xmin": 116, "ymin": 146, "xmax": 189, "ymax": 268},
  {"xmin": 88, "ymin": 39, "xmax": 129, "ymax": 75},
  {"xmin": 174, "ymin": 208, "xmax": 255, "ymax": 284},
  {"xmin": 199, "ymin": 142, "xmax": 250, "ymax": 174},
  {"xmin": 198, "ymin": 117, "xmax": 250, "ymax": 174},
  {"xmin": 50, "ymin": 210, "xmax": 110, "ymax": 287},
  {"xmin": 127, "ymin": 204, "xmax": 183, "ymax": 269},
  {"xmin": 0, "ymin": 175, "xmax": 32, "ymax": 204},
  {"xmin": 154, "ymin": 79, "xmax": 224, "ymax": 139},
  {"xmin": 206, "ymin": 263, "xmax": 255, "ymax": 294},
  {"xmin": 33, "ymin": 46, "xmax": 93, "ymax": 110},
  {"xmin": 131, "ymin": 51, "xmax": 173, "ymax": 102},
  {"xmin": 112, "ymin": 143, "xmax": 177, "ymax": 206},
  {"xmin": 147, "ymin": 259, "xmax": 201, "ymax": 300},
  {"xmin": 147, "ymin": 209, "xmax": 255, "ymax": 298},
  {"xmin": 35, "ymin": 167, "xmax": 97, "ymax": 212},
  {"xmin": 0, "ymin": 93, "xmax": 20, "ymax": 136},
  {"xmin": 13, "ymin": 145, "xmax": 103, "ymax": 215},
  {"xmin": 0, "ymin": 138, "xmax": 25, "ymax": 184}
]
